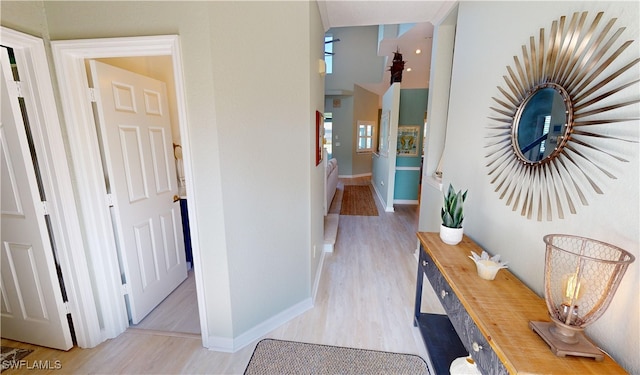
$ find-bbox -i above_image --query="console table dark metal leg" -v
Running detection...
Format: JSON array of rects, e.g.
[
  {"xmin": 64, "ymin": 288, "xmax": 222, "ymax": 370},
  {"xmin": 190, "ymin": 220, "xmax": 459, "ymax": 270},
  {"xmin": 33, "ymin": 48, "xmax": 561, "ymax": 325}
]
[{"xmin": 414, "ymin": 247, "xmax": 469, "ymax": 375}]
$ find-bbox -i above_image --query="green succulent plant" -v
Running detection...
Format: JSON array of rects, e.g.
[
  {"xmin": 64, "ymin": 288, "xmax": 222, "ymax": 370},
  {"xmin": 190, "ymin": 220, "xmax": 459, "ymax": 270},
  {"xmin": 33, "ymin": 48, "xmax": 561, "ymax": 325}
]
[{"xmin": 441, "ymin": 184, "xmax": 467, "ymax": 229}]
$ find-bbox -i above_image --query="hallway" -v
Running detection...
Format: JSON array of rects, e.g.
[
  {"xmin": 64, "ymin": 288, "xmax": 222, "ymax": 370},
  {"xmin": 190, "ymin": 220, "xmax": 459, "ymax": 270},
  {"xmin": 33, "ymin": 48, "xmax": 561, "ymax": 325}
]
[{"xmin": 1, "ymin": 177, "xmax": 441, "ymax": 374}]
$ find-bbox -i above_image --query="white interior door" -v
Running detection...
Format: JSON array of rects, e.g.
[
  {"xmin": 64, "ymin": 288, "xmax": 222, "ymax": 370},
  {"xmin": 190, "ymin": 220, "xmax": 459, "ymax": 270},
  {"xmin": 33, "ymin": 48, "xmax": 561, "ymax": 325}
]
[
  {"xmin": 89, "ymin": 60, "xmax": 187, "ymax": 324},
  {"xmin": 0, "ymin": 48, "xmax": 73, "ymax": 350}
]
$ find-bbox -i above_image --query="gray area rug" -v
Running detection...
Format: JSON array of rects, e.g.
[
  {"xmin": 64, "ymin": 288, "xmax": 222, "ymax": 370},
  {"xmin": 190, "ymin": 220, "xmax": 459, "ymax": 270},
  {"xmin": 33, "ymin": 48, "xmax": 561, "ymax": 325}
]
[
  {"xmin": 1, "ymin": 346, "xmax": 33, "ymax": 370},
  {"xmin": 244, "ymin": 339, "xmax": 430, "ymax": 374}
]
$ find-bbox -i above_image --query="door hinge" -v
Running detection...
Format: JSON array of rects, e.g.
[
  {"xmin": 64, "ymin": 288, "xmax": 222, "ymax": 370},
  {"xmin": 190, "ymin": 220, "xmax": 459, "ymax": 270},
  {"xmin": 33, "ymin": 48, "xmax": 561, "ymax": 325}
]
[
  {"xmin": 106, "ymin": 194, "xmax": 114, "ymax": 207},
  {"xmin": 88, "ymin": 87, "xmax": 97, "ymax": 103},
  {"xmin": 41, "ymin": 201, "xmax": 50, "ymax": 215},
  {"xmin": 121, "ymin": 283, "xmax": 130, "ymax": 296},
  {"xmin": 64, "ymin": 301, "xmax": 71, "ymax": 314},
  {"xmin": 13, "ymin": 81, "xmax": 24, "ymax": 98}
]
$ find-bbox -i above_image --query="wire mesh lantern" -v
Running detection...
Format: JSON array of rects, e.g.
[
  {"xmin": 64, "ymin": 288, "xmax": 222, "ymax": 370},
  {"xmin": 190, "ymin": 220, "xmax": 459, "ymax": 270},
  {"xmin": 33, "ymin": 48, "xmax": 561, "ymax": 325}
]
[{"xmin": 530, "ymin": 234, "xmax": 635, "ymax": 361}]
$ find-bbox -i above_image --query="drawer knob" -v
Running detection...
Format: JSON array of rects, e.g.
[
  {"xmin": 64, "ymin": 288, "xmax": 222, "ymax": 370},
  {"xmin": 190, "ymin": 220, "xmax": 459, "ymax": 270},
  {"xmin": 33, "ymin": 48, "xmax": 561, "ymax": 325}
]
[
  {"xmin": 472, "ymin": 342, "xmax": 483, "ymax": 352},
  {"xmin": 422, "ymin": 260, "xmax": 428, "ymax": 267},
  {"xmin": 440, "ymin": 290, "xmax": 448, "ymax": 299}
]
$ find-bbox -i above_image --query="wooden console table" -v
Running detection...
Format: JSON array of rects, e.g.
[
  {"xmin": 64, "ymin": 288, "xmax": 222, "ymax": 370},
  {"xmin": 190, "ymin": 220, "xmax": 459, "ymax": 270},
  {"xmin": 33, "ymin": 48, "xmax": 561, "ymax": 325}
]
[{"xmin": 414, "ymin": 232, "xmax": 627, "ymax": 374}]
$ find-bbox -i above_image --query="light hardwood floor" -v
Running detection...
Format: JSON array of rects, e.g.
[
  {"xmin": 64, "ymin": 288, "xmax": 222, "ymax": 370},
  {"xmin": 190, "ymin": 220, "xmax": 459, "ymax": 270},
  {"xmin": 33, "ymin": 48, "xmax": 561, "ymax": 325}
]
[
  {"xmin": 2, "ymin": 177, "xmax": 444, "ymax": 374},
  {"xmin": 130, "ymin": 270, "xmax": 201, "ymax": 335}
]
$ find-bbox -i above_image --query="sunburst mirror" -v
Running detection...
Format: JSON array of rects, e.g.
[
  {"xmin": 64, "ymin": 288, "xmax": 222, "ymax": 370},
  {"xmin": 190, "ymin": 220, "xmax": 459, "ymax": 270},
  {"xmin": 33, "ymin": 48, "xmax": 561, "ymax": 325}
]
[{"xmin": 486, "ymin": 11, "xmax": 639, "ymax": 220}]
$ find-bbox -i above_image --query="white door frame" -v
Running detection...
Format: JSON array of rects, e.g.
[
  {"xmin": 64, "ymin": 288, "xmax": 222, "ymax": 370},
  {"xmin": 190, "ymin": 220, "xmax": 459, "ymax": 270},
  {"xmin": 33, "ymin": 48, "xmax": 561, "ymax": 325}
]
[
  {"xmin": 51, "ymin": 36, "xmax": 206, "ymax": 347},
  {"xmin": 0, "ymin": 27, "xmax": 99, "ymax": 348}
]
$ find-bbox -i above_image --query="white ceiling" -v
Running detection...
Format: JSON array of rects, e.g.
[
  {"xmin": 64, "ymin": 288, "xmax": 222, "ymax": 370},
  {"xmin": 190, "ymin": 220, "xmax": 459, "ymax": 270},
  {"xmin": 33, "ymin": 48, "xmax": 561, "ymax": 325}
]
[
  {"xmin": 318, "ymin": 0, "xmax": 458, "ymax": 95},
  {"xmin": 318, "ymin": 1, "xmax": 457, "ymax": 29}
]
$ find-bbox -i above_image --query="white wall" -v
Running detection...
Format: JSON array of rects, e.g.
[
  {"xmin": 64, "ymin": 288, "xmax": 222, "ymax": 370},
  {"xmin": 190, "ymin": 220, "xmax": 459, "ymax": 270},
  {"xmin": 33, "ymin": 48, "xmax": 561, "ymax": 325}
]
[
  {"xmin": 425, "ymin": 2, "xmax": 639, "ymax": 372},
  {"xmin": 326, "ymin": 94, "xmax": 355, "ymax": 175},
  {"xmin": 324, "ymin": 25, "xmax": 385, "ymax": 93},
  {"xmin": 207, "ymin": 0, "xmax": 315, "ymax": 339},
  {"xmin": 325, "ymin": 25, "xmax": 385, "ymax": 176},
  {"xmin": 2, "ymin": 0, "xmax": 325, "ymax": 351},
  {"xmin": 372, "ymin": 82, "xmax": 400, "ymax": 211},
  {"xmin": 418, "ymin": 5, "xmax": 457, "ymax": 232},
  {"xmin": 309, "ymin": 0, "xmax": 327, "ymax": 310}
]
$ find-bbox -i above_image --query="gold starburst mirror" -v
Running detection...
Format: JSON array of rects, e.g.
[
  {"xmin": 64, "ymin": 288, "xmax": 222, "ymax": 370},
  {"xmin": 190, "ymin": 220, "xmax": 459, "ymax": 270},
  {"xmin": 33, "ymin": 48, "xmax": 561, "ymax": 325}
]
[{"xmin": 486, "ymin": 11, "xmax": 639, "ymax": 220}]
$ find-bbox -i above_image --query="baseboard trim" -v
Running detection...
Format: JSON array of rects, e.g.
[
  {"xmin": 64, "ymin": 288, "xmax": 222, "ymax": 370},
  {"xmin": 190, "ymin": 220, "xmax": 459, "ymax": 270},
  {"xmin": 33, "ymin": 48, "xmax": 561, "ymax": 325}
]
[
  {"xmin": 205, "ymin": 298, "xmax": 313, "ymax": 353},
  {"xmin": 204, "ymin": 336, "xmax": 235, "ymax": 353},
  {"xmin": 312, "ymin": 250, "xmax": 326, "ymax": 302},
  {"xmin": 395, "ymin": 166, "xmax": 420, "ymax": 171},
  {"xmin": 371, "ymin": 181, "xmax": 392, "ymax": 212},
  {"xmin": 337, "ymin": 172, "xmax": 372, "ymax": 179},
  {"xmin": 394, "ymin": 199, "xmax": 419, "ymax": 205}
]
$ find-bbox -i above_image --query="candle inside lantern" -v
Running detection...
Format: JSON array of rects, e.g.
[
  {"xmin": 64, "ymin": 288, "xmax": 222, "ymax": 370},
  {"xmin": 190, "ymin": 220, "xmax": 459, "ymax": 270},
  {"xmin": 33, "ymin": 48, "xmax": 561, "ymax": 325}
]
[
  {"xmin": 562, "ymin": 273, "xmax": 584, "ymax": 304},
  {"xmin": 560, "ymin": 273, "xmax": 585, "ymax": 324}
]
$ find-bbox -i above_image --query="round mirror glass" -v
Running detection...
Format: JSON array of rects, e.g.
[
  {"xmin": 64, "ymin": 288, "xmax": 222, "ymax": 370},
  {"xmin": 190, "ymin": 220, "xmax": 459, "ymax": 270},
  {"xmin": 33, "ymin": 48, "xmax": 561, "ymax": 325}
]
[{"xmin": 514, "ymin": 86, "xmax": 569, "ymax": 163}]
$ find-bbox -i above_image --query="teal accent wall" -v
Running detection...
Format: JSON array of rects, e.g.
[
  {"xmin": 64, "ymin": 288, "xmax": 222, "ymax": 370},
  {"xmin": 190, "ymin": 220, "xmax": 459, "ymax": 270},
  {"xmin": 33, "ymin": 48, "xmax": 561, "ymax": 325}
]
[
  {"xmin": 394, "ymin": 170, "xmax": 421, "ymax": 199},
  {"xmin": 399, "ymin": 89, "xmax": 429, "ymax": 123},
  {"xmin": 394, "ymin": 89, "xmax": 428, "ymax": 201}
]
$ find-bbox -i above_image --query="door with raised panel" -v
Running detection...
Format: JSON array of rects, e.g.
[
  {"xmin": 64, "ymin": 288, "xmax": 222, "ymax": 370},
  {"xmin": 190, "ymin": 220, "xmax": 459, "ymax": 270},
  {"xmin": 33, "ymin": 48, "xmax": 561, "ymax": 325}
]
[
  {"xmin": 89, "ymin": 60, "xmax": 186, "ymax": 324},
  {"xmin": 0, "ymin": 48, "xmax": 73, "ymax": 350}
]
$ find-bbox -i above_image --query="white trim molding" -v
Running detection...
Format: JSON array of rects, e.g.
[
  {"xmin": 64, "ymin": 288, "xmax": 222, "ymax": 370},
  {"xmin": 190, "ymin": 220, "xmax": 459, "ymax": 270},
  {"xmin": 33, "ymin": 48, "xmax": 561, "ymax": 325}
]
[
  {"xmin": 370, "ymin": 180, "xmax": 394, "ymax": 213},
  {"xmin": 395, "ymin": 166, "xmax": 420, "ymax": 171},
  {"xmin": 51, "ymin": 35, "xmax": 206, "ymax": 347},
  {"xmin": 207, "ymin": 298, "xmax": 313, "ymax": 353},
  {"xmin": 394, "ymin": 199, "xmax": 419, "ymax": 205},
  {"xmin": 337, "ymin": 172, "xmax": 372, "ymax": 179},
  {"xmin": 312, "ymin": 250, "xmax": 326, "ymax": 301}
]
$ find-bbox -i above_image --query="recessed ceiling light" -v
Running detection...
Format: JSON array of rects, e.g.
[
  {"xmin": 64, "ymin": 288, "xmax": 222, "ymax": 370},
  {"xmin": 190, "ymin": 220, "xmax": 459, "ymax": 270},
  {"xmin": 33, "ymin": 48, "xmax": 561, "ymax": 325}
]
[
  {"xmin": 406, "ymin": 68, "xmax": 412, "ymax": 72},
  {"xmin": 415, "ymin": 49, "xmax": 421, "ymax": 54}
]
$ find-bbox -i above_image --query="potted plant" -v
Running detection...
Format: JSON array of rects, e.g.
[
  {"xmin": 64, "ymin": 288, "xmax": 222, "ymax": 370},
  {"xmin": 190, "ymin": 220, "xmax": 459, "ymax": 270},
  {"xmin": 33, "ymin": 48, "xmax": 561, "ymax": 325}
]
[{"xmin": 440, "ymin": 183, "xmax": 467, "ymax": 245}]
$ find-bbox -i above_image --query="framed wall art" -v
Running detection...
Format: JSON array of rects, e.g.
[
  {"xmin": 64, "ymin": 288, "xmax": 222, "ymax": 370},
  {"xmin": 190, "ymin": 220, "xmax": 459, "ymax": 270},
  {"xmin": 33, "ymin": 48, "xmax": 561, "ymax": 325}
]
[
  {"xmin": 397, "ymin": 126, "xmax": 420, "ymax": 157},
  {"xmin": 315, "ymin": 110, "xmax": 324, "ymax": 166}
]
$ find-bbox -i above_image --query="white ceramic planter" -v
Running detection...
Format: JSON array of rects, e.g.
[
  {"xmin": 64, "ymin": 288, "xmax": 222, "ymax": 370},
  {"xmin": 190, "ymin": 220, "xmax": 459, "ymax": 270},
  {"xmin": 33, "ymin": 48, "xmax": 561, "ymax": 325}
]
[{"xmin": 440, "ymin": 224, "xmax": 463, "ymax": 245}]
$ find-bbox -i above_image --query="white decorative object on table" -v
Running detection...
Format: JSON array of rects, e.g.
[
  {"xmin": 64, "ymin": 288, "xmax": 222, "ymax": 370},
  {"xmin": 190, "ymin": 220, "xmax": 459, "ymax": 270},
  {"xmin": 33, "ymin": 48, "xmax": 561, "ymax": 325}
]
[
  {"xmin": 469, "ymin": 251, "xmax": 508, "ymax": 280},
  {"xmin": 450, "ymin": 356, "xmax": 481, "ymax": 375}
]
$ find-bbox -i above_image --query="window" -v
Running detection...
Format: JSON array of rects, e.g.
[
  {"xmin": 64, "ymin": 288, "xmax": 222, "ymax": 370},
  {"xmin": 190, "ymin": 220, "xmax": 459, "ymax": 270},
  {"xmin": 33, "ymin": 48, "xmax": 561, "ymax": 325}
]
[
  {"xmin": 324, "ymin": 35, "xmax": 333, "ymax": 74},
  {"xmin": 539, "ymin": 115, "xmax": 551, "ymax": 155},
  {"xmin": 356, "ymin": 121, "xmax": 375, "ymax": 153}
]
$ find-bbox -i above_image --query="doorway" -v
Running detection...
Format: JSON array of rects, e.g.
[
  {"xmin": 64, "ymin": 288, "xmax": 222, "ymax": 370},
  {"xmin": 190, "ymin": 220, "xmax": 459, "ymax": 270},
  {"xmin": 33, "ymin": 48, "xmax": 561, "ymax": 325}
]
[
  {"xmin": 87, "ymin": 58, "xmax": 194, "ymax": 332},
  {"xmin": 51, "ymin": 36, "xmax": 206, "ymax": 347}
]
